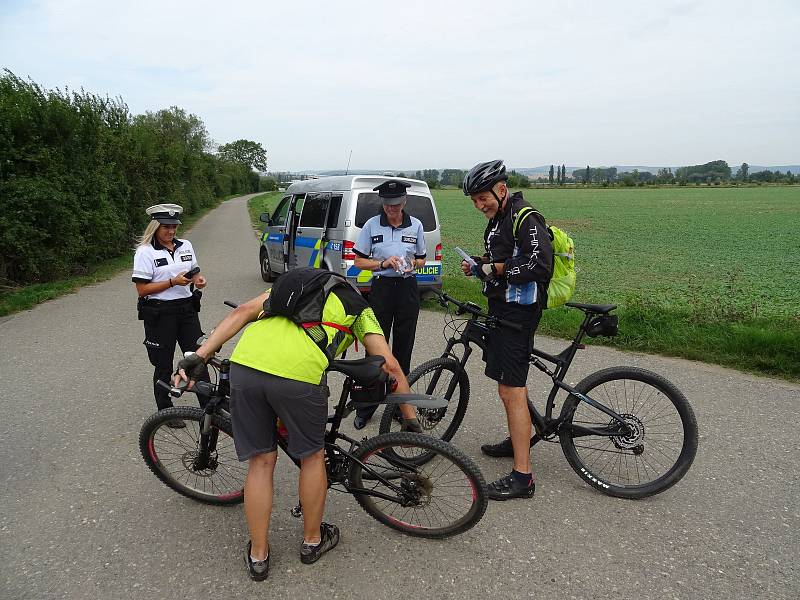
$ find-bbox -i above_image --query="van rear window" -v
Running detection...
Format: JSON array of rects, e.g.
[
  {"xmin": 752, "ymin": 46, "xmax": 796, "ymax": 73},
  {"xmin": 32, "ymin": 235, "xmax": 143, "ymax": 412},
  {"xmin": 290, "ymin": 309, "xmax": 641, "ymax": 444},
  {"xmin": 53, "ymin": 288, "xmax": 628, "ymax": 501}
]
[{"xmin": 355, "ymin": 194, "xmax": 437, "ymax": 232}]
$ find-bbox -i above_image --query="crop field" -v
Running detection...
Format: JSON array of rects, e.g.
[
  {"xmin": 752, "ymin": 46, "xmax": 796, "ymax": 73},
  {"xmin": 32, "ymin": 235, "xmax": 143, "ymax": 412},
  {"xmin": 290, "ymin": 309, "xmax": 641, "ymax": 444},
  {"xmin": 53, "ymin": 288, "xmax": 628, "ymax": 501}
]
[{"xmin": 251, "ymin": 186, "xmax": 800, "ymax": 378}]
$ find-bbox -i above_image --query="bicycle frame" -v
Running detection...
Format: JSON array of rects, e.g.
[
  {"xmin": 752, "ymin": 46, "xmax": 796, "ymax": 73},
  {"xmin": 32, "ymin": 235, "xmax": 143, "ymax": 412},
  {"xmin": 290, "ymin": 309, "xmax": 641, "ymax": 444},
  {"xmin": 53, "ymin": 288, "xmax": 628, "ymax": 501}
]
[
  {"xmin": 435, "ymin": 305, "xmax": 631, "ymax": 443},
  {"xmin": 259, "ymin": 370, "xmax": 432, "ymax": 505}
]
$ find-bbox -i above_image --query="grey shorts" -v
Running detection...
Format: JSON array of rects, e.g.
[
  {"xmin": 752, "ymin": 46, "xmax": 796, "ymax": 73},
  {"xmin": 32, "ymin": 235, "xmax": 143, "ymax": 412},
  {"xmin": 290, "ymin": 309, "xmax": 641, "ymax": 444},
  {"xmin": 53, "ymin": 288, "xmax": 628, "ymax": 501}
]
[{"xmin": 229, "ymin": 363, "xmax": 329, "ymax": 461}]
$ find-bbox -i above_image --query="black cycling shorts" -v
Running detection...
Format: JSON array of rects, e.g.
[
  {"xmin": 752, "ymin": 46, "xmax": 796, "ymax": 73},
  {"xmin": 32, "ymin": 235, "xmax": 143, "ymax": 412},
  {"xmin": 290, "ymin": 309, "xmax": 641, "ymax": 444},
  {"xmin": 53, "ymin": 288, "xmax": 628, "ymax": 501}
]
[
  {"xmin": 484, "ymin": 298, "xmax": 542, "ymax": 388},
  {"xmin": 229, "ymin": 363, "xmax": 328, "ymax": 461}
]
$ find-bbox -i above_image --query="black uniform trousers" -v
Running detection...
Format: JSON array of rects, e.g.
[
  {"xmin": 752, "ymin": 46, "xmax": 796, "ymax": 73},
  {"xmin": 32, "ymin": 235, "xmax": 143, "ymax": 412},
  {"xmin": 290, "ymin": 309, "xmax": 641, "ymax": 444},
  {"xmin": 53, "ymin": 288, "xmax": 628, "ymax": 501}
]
[
  {"xmin": 356, "ymin": 275, "xmax": 420, "ymax": 420},
  {"xmin": 141, "ymin": 298, "xmax": 209, "ymax": 410}
]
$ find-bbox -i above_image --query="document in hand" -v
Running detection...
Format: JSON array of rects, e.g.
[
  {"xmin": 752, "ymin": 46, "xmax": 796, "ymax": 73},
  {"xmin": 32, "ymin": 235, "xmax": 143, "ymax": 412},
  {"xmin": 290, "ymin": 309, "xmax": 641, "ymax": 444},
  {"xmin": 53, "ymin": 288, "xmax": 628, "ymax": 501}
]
[{"xmin": 454, "ymin": 247, "xmax": 477, "ymax": 268}]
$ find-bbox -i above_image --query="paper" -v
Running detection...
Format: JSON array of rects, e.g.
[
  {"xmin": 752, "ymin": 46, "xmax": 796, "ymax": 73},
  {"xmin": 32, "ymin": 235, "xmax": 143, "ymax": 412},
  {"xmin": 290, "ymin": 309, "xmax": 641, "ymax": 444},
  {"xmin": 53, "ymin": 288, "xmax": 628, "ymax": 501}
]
[{"xmin": 454, "ymin": 247, "xmax": 477, "ymax": 267}]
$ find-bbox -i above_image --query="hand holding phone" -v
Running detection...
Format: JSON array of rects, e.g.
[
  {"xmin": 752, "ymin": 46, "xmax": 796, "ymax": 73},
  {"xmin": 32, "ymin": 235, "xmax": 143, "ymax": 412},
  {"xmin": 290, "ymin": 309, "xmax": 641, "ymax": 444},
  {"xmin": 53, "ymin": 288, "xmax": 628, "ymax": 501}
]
[{"xmin": 184, "ymin": 266, "xmax": 200, "ymax": 279}]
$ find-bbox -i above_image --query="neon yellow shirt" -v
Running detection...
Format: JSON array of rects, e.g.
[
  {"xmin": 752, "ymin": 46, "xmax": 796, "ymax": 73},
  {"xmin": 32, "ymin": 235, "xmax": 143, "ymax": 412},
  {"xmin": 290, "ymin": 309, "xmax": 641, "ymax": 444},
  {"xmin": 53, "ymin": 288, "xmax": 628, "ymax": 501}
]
[{"xmin": 230, "ymin": 290, "xmax": 384, "ymax": 384}]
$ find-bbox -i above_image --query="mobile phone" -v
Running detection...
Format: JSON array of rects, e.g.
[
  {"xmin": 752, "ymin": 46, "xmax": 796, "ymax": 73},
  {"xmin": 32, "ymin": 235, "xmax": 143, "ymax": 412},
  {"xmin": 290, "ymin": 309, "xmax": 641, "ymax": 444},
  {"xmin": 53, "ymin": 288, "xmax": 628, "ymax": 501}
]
[{"xmin": 184, "ymin": 266, "xmax": 200, "ymax": 278}]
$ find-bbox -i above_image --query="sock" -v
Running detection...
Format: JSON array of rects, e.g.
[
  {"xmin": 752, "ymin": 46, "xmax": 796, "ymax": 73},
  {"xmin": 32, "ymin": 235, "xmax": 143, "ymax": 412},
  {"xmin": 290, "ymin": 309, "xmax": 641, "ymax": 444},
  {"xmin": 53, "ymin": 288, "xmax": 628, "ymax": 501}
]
[
  {"xmin": 303, "ymin": 540, "xmax": 320, "ymax": 547},
  {"xmin": 250, "ymin": 553, "xmax": 268, "ymax": 563},
  {"xmin": 511, "ymin": 469, "xmax": 533, "ymax": 485}
]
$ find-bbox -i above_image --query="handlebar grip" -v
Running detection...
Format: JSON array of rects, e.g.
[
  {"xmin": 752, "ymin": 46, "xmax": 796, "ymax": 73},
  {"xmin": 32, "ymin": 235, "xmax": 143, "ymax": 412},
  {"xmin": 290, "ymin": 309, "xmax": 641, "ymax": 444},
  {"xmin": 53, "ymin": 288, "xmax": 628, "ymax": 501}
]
[
  {"xmin": 224, "ymin": 300, "xmax": 239, "ymax": 308},
  {"xmin": 157, "ymin": 379, "xmax": 188, "ymax": 397}
]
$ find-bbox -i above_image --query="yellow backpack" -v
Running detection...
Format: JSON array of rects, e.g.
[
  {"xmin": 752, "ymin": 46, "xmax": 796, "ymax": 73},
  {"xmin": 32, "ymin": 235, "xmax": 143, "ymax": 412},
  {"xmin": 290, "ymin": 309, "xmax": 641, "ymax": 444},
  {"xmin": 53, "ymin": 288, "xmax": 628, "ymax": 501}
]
[{"xmin": 512, "ymin": 208, "xmax": 576, "ymax": 309}]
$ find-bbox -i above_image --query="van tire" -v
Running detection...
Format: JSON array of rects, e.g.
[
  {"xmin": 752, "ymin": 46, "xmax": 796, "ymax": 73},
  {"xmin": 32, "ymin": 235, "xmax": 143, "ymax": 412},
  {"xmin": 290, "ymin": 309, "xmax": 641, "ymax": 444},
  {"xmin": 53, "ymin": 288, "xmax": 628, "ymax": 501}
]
[{"xmin": 260, "ymin": 248, "xmax": 275, "ymax": 282}]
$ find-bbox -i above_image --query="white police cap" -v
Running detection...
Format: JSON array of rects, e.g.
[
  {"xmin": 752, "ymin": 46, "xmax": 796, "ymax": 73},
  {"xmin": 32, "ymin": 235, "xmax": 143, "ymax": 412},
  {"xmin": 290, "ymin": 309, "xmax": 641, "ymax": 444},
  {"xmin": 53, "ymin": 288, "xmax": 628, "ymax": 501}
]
[{"xmin": 146, "ymin": 203, "xmax": 183, "ymax": 225}]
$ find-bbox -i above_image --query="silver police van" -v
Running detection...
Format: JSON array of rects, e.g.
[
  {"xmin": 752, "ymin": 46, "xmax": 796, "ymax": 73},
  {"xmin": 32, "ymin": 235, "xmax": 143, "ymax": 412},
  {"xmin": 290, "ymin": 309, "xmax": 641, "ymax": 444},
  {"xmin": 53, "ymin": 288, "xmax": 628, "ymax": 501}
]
[{"xmin": 259, "ymin": 175, "xmax": 442, "ymax": 294}]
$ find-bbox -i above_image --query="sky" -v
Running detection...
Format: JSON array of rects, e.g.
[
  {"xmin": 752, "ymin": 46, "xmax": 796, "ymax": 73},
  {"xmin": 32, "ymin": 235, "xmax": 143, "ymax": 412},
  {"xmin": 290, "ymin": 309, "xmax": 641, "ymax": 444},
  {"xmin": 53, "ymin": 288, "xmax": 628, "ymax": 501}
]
[{"xmin": 1, "ymin": 0, "xmax": 798, "ymax": 172}]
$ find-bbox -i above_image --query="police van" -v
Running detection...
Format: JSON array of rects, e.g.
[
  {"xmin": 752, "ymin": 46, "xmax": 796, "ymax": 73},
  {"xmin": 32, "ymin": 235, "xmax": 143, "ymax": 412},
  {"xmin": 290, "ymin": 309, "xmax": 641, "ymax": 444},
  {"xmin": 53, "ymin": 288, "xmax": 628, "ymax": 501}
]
[{"xmin": 259, "ymin": 175, "xmax": 442, "ymax": 294}]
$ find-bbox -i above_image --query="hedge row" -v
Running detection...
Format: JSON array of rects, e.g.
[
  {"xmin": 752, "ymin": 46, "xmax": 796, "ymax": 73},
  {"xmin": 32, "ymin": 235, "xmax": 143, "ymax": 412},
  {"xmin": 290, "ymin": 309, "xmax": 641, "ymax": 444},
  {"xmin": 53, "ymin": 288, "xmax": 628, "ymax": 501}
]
[{"xmin": 0, "ymin": 70, "xmax": 256, "ymax": 286}]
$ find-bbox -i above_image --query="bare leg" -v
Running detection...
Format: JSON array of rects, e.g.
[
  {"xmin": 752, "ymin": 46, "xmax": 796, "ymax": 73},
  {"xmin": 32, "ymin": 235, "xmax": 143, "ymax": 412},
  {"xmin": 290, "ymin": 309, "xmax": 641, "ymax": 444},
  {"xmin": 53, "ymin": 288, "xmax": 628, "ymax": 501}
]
[
  {"xmin": 299, "ymin": 449, "xmax": 327, "ymax": 543},
  {"xmin": 498, "ymin": 384, "xmax": 532, "ymax": 474},
  {"xmin": 244, "ymin": 451, "xmax": 278, "ymax": 560}
]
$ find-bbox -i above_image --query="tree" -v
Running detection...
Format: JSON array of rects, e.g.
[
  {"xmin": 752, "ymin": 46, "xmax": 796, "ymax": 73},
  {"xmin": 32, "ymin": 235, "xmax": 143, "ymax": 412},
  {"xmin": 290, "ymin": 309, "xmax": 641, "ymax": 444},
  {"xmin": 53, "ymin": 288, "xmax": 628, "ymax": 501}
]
[
  {"xmin": 549, "ymin": 165, "xmax": 554, "ymax": 184},
  {"xmin": 561, "ymin": 164, "xmax": 566, "ymax": 184},
  {"xmin": 585, "ymin": 165, "xmax": 590, "ymax": 184},
  {"xmin": 736, "ymin": 162, "xmax": 749, "ymax": 181},
  {"xmin": 217, "ymin": 139, "xmax": 268, "ymax": 172}
]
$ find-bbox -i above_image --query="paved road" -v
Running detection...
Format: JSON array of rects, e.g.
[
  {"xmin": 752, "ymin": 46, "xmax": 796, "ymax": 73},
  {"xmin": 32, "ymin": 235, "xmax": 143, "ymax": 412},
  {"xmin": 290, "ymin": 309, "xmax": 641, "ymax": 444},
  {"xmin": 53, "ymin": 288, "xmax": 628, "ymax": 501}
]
[{"xmin": 1, "ymin": 196, "xmax": 798, "ymax": 600}]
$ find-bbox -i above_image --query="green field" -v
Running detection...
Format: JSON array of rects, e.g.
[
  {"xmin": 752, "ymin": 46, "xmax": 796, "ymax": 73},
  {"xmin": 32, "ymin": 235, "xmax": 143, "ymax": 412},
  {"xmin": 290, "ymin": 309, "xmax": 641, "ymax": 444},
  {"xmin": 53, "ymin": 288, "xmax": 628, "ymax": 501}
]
[{"xmin": 251, "ymin": 186, "xmax": 800, "ymax": 379}]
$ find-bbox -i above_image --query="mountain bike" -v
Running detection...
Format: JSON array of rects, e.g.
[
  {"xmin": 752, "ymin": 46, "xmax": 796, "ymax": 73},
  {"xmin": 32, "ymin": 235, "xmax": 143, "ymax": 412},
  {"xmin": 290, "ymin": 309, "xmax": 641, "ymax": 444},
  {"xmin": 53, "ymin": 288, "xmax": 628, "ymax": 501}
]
[
  {"xmin": 378, "ymin": 291, "xmax": 698, "ymax": 499},
  {"xmin": 139, "ymin": 309, "xmax": 489, "ymax": 538}
]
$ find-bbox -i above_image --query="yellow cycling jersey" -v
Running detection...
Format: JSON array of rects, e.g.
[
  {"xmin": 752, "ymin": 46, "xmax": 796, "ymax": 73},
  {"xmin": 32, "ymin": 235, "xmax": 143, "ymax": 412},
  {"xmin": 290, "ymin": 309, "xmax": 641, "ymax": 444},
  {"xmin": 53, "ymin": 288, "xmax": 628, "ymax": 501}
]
[{"xmin": 230, "ymin": 289, "xmax": 384, "ymax": 384}]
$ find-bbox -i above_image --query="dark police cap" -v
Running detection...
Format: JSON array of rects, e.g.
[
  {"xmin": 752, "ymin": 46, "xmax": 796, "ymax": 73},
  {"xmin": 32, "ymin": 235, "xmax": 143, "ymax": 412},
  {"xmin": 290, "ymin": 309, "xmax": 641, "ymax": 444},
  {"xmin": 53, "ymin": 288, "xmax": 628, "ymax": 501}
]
[
  {"xmin": 146, "ymin": 203, "xmax": 183, "ymax": 225},
  {"xmin": 373, "ymin": 180, "xmax": 411, "ymax": 205}
]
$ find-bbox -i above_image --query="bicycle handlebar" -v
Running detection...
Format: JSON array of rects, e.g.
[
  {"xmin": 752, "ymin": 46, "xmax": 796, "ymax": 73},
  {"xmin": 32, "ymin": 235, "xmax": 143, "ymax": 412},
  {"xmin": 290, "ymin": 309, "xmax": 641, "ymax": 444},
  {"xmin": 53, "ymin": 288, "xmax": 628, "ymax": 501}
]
[
  {"xmin": 434, "ymin": 291, "xmax": 524, "ymax": 332},
  {"xmin": 157, "ymin": 378, "xmax": 215, "ymax": 398}
]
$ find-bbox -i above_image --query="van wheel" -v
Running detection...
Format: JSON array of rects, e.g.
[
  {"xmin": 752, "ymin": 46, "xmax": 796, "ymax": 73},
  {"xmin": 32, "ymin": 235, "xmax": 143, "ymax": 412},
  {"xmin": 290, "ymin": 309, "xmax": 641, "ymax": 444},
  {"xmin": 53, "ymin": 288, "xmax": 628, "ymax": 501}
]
[{"xmin": 260, "ymin": 249, "xmax": 274, "ymax": 282}]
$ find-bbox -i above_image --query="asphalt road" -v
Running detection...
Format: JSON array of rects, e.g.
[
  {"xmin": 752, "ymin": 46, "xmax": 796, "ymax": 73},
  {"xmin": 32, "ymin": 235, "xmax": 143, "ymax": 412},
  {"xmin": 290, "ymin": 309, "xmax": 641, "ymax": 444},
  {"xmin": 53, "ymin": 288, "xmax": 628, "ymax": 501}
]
[{"xmin": 1, "ymin": 195, "xmax": 798, "ymax": 600}]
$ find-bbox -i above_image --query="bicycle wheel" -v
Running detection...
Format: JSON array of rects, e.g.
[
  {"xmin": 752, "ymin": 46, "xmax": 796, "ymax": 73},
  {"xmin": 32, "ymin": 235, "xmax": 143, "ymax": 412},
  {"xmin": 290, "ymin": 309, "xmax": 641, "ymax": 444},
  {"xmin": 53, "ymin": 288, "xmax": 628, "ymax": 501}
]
[
  {"xmin": 348, "ymin": 432, "xmax": 487, "ymax": 538},
  {"xmin": 378, "ymin": 357, "xmax": 470, "ymax": 443},
  {"xmin": 559, "ymin": 366, "xmax": 698, "ymax": 499},
  {"xmin": 139, "ymin": 406, "xmax": 246, "ymax": 505}
]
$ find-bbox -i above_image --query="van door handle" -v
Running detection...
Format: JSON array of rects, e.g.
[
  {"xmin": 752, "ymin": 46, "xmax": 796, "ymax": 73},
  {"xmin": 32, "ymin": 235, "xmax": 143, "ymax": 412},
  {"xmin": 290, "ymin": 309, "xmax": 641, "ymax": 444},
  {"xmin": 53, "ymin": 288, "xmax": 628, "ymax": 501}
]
[{"xmin": 296, "ymin": 229, "xmax": 303, "ymax": 235}]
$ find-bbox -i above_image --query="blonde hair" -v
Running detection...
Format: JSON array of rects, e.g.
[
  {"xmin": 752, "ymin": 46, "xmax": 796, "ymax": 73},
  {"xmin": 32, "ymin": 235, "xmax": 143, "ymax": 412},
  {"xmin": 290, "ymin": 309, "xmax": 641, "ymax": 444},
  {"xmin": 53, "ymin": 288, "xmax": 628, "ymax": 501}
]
[{"xmin": 137, "ymin": 220, "xmax": 162, "ymax": 248}]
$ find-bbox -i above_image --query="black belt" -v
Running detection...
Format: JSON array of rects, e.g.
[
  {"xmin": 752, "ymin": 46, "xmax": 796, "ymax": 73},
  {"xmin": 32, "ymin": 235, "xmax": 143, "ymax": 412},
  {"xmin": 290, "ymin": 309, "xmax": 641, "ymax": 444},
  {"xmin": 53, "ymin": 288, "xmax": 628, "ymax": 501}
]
[{"xmin": 142, "ymin": 297, "xmax": 192, "ymax": 307}]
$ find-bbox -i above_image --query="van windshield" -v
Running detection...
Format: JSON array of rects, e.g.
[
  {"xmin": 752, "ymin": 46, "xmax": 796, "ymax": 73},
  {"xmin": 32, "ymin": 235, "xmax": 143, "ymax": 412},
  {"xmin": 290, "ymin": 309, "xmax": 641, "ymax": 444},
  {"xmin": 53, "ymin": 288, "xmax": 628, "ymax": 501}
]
[{"xmin": 355, "ymin": 193, "xmax": 437, "ymax": 232}]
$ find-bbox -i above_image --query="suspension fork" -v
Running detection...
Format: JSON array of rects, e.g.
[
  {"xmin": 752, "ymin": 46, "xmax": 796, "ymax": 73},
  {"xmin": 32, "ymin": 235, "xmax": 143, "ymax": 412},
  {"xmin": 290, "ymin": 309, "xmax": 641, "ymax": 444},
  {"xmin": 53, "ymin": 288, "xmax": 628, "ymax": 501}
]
[{"xmin": 429, "ymin": 339, "xmax": 471, "ymax": 399}]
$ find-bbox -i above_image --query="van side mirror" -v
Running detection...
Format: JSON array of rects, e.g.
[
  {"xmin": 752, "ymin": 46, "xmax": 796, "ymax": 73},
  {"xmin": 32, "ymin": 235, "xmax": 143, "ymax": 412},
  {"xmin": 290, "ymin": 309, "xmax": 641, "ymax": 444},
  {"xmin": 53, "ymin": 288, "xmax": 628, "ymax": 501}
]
[{"xmin": 259, "ymin": 212, "xmax": 271, "ymax": 223}]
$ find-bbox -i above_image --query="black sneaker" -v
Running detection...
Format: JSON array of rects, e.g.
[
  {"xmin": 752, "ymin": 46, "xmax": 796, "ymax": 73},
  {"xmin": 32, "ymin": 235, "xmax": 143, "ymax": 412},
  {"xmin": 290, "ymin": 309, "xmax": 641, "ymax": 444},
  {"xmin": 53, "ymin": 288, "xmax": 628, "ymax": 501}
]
[
  {"xmin": 244, "ymin": 541, "xmax": 269, "ymax": 581},
  {"xmin": 400, "ymin": 418, "xmax": 423, "ymax": 434},
  {"xmin": 481, "ymin": 437, "xmax": 514, "ymax": 457},
  {"xmin": 166, "ymin": 419, "xmax": 186, "ymax": 429},
  {"xmin": 487, "ymin": 473, "xmax": 535, "ymax": 501},
  {"xmin": 481, "ymin": 436, "xmax": 537, "ymax": 457},
  {"xmin": 300, "ymin": 522, "xmax": 340, "ymax": 564}
]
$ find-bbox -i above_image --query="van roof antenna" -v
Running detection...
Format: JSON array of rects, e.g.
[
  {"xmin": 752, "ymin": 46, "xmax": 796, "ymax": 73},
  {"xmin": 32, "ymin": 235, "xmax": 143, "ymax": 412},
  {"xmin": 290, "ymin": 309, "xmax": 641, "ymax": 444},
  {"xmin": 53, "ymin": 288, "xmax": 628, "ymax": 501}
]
[{"xmin": 345, "ymin": 149, "xmax": 353, "ymax": 175}]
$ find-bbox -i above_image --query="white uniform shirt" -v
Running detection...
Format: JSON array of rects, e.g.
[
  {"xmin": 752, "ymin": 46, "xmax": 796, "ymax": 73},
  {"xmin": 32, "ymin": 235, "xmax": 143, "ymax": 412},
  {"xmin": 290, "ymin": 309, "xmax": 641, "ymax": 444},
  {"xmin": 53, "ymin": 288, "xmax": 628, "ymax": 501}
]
[{"xmin": 132, "ymin": 238, "xmax": 199, "ymax": 300}]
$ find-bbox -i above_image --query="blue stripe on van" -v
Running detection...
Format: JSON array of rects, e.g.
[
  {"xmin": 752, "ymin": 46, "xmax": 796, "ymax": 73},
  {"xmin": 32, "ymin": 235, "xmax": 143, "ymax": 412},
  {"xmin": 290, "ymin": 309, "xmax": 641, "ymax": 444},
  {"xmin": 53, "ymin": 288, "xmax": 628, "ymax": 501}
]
[{"xmin": 294, "ymin": 236, "xmax": 319, "ymax": 248}]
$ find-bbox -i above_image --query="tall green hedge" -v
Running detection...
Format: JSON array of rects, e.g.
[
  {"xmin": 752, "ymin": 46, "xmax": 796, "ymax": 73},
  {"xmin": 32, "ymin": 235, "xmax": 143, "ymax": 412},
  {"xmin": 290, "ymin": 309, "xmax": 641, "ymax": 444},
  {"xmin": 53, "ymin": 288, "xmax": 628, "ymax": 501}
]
[{"xmin": 0, "ymin": 70, "xmax": 253, "ymax": 285}]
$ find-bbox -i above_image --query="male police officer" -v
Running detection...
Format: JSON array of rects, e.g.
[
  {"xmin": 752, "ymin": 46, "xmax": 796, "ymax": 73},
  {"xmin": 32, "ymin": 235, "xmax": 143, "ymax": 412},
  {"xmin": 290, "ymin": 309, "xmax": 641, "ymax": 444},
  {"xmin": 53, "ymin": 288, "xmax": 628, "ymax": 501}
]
[{"xmin": 352, "ymin": 180, "xmax": 426, "ymax": 430}]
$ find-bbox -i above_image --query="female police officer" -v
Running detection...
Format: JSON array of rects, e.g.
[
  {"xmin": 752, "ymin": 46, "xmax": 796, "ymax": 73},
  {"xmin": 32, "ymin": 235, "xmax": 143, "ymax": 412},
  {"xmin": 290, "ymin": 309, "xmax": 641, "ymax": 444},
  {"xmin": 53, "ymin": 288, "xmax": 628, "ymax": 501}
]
[
  {"xmin": 132, "ymin": 203, "xmax": 208, "ymax": 419},
  {"xmin": 352, "ymin": 180, "xmax": 426, "ymax": 429}
]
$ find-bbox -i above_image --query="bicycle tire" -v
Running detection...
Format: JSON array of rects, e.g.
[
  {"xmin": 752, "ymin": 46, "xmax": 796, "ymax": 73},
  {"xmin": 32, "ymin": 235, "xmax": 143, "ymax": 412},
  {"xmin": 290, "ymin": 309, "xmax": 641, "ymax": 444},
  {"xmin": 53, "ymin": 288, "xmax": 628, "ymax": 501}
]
[
  {"xmin": 139, "ymin": 406, "xmax": 246, "ymax": 505},
  {"xmin": 378, "ymin": 357, "xmax": 470, "ymax": 443},
  {"xmin": 348, "ymin": 432, "xmax": 487, "ymax": 538},
  {"xmin": 559, "ymin": 366, "xmax": 698, "ymax": 499}
]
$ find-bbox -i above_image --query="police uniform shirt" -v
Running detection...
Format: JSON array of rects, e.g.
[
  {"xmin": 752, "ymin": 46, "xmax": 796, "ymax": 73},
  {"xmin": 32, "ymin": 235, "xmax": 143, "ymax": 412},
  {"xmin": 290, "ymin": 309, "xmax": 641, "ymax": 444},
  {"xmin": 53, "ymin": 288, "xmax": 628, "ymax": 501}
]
[
  {"xmin": 354, "ymin": 212, "xmax": 426, "ymax": 278},
  {"xmin": 132, "ymin": 238, "xmax": 199, "ymax": 300}
]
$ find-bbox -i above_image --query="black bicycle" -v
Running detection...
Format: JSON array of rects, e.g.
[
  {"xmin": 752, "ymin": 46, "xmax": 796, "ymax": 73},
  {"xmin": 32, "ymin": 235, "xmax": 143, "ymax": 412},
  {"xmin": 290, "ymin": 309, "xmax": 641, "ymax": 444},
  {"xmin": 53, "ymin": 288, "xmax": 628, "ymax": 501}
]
[
  {"xmin": 378, "ymin": 291, "xmax": 698, "ymax": 499},
  {"xmin": 139, "ymin": 313, "xmax": 489, "ymax": 538}
]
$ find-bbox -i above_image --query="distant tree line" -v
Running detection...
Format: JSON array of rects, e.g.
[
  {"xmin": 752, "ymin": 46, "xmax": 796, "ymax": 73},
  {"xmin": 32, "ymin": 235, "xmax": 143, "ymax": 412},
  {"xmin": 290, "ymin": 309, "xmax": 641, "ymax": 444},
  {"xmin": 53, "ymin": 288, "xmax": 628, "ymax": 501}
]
[{"xmin": 0, "ymin": 70, "xmax": 266, "ymax": 286}]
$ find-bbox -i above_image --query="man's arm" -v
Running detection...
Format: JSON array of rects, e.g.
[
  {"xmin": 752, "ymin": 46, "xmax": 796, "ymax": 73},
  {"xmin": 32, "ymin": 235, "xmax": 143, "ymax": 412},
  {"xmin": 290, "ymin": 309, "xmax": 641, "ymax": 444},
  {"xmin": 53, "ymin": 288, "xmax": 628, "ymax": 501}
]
[
  {"xmin": 174, "ymin": 291, "xmax": 268, "ymax": 386},
  {"xmin": 362, "ymin": 333, "xmax": 410, "ymax": 393},
  {"xmin": 504, "ymin": 212, "xmax": 553, "ymax": 284}
]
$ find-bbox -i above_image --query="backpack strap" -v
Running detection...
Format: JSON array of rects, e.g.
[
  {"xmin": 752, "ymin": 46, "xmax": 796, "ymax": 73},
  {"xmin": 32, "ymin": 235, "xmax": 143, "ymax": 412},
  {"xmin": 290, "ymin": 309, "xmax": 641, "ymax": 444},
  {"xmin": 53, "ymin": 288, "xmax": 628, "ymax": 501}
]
[{"xmin": 512, "ymin": 206, "xmax": 542, "ymax": 238}]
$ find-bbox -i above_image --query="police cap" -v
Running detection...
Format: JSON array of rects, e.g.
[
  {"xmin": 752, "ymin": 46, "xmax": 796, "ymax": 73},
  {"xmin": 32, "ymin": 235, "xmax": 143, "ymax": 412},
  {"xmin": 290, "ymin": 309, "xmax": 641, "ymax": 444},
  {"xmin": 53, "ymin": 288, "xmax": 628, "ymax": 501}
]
[
  {"xmin": 146, "ymin": 203, "xmax": 183, "ymax": 225},
  {"xmin": 373, "ymin": 180, "xmax": 411, "ymax": 205}
]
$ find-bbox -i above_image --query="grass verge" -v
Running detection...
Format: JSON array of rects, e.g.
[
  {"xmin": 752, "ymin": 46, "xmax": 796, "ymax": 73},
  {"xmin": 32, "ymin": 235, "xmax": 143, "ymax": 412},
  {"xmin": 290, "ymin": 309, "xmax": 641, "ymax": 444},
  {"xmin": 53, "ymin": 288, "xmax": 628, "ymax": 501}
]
[{"xmin": 0, "ymin": 194, "xmax": 243, "ymax": 318}]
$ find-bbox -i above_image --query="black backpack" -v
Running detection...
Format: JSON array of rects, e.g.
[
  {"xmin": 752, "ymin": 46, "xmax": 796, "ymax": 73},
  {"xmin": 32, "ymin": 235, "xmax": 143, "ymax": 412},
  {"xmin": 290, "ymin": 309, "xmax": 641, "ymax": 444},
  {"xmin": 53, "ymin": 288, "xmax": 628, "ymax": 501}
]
[{"xmin": 261, "ymin": 267, "xmax": 366, "ymax": 357}]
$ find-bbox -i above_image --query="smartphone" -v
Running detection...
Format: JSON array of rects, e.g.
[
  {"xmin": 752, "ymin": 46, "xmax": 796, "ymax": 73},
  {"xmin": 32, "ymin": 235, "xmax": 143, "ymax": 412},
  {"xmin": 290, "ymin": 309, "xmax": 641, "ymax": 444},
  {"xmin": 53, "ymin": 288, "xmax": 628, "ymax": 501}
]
[{"xmin": 184, "ymin": 266, "xmax": 200, "ymax": 278}]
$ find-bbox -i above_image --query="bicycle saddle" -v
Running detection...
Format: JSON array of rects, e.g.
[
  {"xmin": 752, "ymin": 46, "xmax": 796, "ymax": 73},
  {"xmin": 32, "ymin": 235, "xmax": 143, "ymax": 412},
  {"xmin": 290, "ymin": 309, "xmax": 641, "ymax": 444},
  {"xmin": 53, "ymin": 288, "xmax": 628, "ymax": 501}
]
[
  {"xmin": 565, "ymin": 302, "xmax": 617, "ymax": 314},
  {"xmin": 329, "ymin": 355, "xmax": 387, "ymax": 385}
]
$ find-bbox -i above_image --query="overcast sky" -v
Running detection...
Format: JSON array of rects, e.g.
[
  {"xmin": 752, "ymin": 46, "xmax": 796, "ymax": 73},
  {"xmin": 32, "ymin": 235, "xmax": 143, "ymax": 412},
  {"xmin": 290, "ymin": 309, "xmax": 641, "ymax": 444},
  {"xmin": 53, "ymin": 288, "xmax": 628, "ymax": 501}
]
[{"xmin": 2, "ymin": 0, "xmax": 798, "ymax": 171}]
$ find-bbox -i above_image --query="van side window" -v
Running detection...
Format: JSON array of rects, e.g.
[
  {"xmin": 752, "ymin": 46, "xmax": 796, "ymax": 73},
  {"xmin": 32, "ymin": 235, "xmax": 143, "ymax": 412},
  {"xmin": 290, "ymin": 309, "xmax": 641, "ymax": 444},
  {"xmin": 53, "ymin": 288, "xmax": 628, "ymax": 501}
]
[
  {"xmin": 355, "ymin": 193, "xmax": 437, "ymax": 232},
  {"xmin": 271, "ymin": 196, "xmax": 290, "ymax": 226},
  {"xmin": 299, "ymin": 193, "xmax": 328, "ymax": 228},
  {"xmin": 326, "ymin": 194, "xmax": 343, "ymax": 228}
]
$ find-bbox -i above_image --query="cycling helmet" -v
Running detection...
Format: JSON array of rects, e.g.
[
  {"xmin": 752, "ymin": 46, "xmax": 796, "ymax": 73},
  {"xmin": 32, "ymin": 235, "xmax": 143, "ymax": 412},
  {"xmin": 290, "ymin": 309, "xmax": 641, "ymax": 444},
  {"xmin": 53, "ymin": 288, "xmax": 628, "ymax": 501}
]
[{"xmin": 462, "ymin": 159, "xmax": 508, "ymax": 196}]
